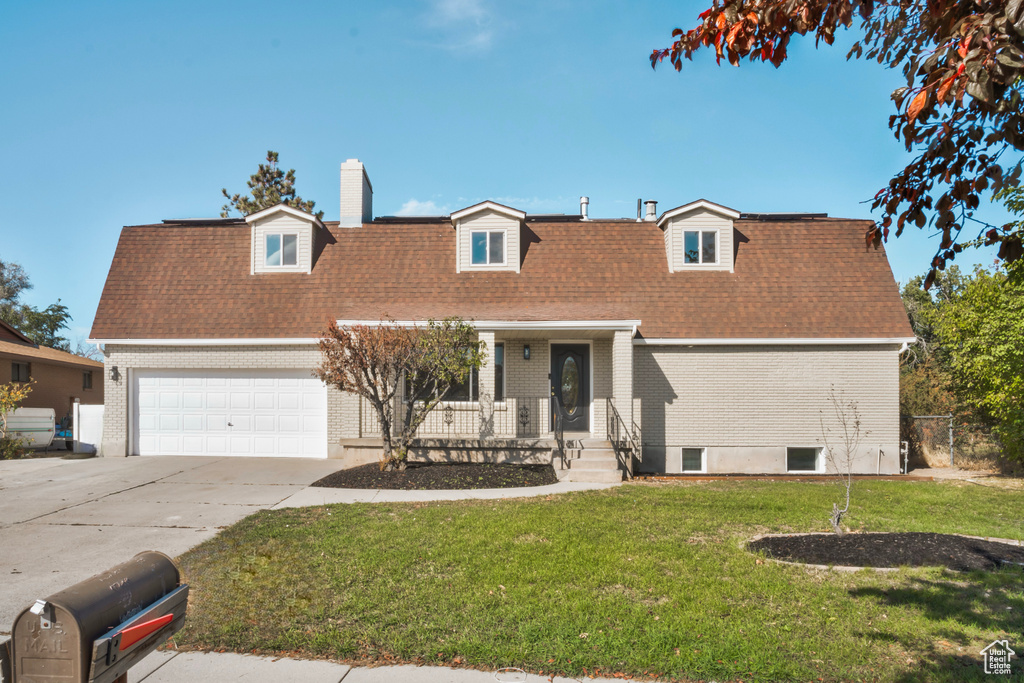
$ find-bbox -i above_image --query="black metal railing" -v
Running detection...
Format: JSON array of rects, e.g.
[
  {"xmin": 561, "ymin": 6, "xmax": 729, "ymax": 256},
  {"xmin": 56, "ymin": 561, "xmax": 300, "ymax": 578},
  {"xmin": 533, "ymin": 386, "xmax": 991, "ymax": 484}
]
[{"xmin": 606, "ymin": 397, "xmax": 642, "ymax": 478}]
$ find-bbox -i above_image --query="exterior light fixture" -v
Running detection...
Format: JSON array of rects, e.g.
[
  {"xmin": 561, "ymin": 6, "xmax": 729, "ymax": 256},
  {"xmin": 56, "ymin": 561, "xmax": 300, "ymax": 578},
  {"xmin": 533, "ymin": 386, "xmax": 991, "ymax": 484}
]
[
  {"xmin": 523, "ymin": 345, "xmax": 531, "ymax": 360},
  {"xmin": 110, "ymin": 366, "xmax": 120, "ymax": 382}
]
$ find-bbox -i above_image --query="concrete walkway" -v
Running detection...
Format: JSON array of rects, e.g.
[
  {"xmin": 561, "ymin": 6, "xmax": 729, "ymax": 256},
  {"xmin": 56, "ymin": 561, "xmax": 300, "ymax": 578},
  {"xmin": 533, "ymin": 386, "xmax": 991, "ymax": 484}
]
[
  {"xmin": 274, "ymin": 480, "xmax": 617, "ymax": 508},
  {"xmin": 134, "ymin": 650, "xmax": 627, "ymax": 683}
]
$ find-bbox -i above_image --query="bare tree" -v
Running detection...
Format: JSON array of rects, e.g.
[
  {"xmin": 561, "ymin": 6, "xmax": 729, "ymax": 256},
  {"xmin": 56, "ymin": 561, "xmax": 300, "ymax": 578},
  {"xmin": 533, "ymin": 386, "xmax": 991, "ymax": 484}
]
[
  {"xmin": 315, "ymin": 317, "xmax": 485, "ymax": 471},
  {"xmin": 819, "ymin": 385, "xmax": 868, "ymax": 535}
]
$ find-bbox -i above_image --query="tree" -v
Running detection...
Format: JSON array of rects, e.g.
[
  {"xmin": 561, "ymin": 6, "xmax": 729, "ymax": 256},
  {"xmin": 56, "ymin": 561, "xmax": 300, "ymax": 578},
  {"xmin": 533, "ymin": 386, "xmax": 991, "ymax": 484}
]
[
  {"xmin": 0, "ymin": 380, "xmax": 33, "ymax": 460},
  {"xmin": 819, "ymin": 386, "xmax": 867, "ymax": 535},
  {"xmin": 934, "ymin": 261, "xmax": 1024, "ymax": 462},
  {"xmin": 221, "ymin": 150, "xmax": 323, "ymax": 219},
  {"xmin": 652, "ymin": 0, "xmax": 1024, "ymax": 285},
  {"xmin": 315, "ymin": 318, "xmax": 485, "ymax": 471},
  {"xmin": 0, "ymin": 259, "xmax": 73, "ymax": 352}
]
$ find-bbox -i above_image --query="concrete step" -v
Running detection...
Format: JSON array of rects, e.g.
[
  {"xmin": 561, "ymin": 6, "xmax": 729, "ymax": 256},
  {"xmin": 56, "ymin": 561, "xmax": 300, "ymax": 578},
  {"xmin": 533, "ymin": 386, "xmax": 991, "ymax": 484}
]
[
  {"xmin": 569, "ymin": 456, "xmax": 619, "ymax": 471},
  {"xmin": 564, "ymin": 469, "xmax": 624, "ymax": 484}
]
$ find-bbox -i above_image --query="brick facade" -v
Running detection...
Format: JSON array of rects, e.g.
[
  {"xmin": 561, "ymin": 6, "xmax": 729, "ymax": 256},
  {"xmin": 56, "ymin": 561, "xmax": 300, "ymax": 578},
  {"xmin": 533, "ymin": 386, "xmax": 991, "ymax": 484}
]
[{"xmin": 633, "ymin": 344, "xmax": 902, "ymax": 474}]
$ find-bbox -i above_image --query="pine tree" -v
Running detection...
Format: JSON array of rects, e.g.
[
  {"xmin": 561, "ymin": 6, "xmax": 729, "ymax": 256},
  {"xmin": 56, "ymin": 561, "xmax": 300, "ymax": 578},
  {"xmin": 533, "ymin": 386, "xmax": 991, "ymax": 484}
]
[{"xmin": 220, "ymin": 151, "xmax": 323, "ymax": 219}]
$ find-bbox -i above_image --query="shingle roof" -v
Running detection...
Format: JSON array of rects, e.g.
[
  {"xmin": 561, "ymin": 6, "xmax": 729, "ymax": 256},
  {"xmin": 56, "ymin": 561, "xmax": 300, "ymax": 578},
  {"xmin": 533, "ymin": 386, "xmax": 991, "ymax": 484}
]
[
  {"xmin": 0, "ymin": 338, "xmax": 103, "ymax": 368},
  {"xmin": 89, "ymin": 218, "xmax": 913, "ymax": 340}
]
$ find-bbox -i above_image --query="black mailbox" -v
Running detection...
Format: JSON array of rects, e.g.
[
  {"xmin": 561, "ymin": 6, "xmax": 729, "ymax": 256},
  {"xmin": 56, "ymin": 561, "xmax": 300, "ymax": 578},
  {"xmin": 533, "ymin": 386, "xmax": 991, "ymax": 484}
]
[{"xmin": 11, "ymin": 551, "xmax": 188, "ymax": 683}]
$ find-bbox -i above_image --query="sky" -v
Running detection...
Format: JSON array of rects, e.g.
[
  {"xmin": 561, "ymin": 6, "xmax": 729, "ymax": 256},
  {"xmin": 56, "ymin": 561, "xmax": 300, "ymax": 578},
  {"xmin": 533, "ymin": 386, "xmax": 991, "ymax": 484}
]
[{"xmin": 0, "ymin": 0, "xmax": 1010, "ymax": 347}]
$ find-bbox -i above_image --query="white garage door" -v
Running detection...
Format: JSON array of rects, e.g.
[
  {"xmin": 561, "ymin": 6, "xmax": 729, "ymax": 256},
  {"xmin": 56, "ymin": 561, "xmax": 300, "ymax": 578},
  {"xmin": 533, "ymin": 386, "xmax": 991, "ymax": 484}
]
[{"xmin": 133, "ymin": 370, "xmax": 327, "ymax": 458}]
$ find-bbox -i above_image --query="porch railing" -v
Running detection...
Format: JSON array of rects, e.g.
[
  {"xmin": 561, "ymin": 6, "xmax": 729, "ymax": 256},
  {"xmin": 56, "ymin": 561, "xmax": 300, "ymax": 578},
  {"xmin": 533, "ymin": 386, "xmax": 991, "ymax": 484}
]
[
  {"xmin": 359, "ymin": 396, "xmax": 554, "ymax": 439},
  {"xmin": 606, "ymin": 397, "xmax": 642, "ymax": 478}
]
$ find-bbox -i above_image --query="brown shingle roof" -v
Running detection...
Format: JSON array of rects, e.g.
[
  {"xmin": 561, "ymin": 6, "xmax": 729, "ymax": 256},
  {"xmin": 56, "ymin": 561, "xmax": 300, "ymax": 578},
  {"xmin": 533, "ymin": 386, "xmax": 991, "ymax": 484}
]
[
  {"xmin": 90, "ymin": 218, "xmax": 913, "ymax": 340},
  {"xmin": 0, "ymin": 338, "xmax": 103, "ymax": 368}
]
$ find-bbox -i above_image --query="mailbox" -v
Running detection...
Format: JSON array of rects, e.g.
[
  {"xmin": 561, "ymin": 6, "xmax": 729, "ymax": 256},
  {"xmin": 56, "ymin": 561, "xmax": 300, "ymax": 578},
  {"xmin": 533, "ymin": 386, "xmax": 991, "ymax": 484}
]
[{"xmin": 11, "ymin": 551, "xmax": 188, "ymax": 683}]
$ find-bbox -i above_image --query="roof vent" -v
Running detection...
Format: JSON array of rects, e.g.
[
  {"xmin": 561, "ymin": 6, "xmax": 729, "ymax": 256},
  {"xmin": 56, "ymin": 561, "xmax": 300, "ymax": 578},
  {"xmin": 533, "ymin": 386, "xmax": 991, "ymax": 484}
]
[
  {"xmin": 644, "ymin": 200, "xmax": 657, "ymax": 222},
  {"xmin": 636, "ymin": 198, "xmax": 643, "ymax": 222},
  {"xmin": 580, "ymin": 196, "xmax": 589, "ymax": 221}
]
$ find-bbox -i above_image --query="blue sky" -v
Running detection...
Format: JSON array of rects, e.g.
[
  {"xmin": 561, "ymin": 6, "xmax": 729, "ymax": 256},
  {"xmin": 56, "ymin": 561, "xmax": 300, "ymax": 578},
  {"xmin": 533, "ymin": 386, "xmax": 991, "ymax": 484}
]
[{"xmin": 0, "ymin": 0, "xmax": 1008, "ymax": 346}]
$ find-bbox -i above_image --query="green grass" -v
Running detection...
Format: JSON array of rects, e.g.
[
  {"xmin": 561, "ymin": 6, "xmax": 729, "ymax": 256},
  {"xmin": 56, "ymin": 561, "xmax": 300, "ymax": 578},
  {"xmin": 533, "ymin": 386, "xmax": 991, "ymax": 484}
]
[{"xmin": 175, "ymin": 480, "xmax": 1024, "ymax": 682}]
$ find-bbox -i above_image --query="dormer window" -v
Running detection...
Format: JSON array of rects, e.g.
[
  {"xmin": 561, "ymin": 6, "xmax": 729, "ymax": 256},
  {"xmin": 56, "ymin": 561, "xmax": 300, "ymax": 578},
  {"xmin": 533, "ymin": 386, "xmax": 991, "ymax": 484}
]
[
  {"xmin": 245, "ymin": 204, "xmax": 324, "ymax": 275},
  {"xmin": 471, "ymin": 230, "xmax": 505, "ymax": 266},
  {"xmin": 683, "ymin": 230, "xmax": 717, "ymax": 264},
  {"xmin": 657, "ymin": 200, "xmax": 739, "ymax": 273},
  {"xmin": 265, "ymin": 233, "xmax": 298, "ymax": 267},
  {"xmin": 451, "ymin": 201, "xmax": 525, "ymax": 273}
]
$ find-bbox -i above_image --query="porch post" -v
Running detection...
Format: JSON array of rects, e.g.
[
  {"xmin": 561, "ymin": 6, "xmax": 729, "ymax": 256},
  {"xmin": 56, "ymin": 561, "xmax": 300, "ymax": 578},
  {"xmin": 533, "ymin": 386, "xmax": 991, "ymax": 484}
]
[
  {"xmin": 477, "ymin": 330, "xmax": 496, "ymax": 438},
  {"xmin": 612, "ymin": 329, "xmax": 633, "ymax": 428}
]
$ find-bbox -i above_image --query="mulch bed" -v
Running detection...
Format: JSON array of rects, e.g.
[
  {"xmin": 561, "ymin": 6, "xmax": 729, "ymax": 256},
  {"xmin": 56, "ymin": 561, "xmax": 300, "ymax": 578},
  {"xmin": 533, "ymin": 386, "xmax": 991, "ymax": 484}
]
[
  {"xmin": 312, "ymin": 462, "xmax": 558, "ymax": 490},
  {"xmin": 749, "ymin": 532, "xmax": 1024, "ymax": 571}
]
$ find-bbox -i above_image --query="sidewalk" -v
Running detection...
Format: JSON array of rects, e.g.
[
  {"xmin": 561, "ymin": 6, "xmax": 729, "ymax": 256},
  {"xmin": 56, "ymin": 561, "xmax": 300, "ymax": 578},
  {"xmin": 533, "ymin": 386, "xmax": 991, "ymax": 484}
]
[
  {"xmin": 135, "ymin": 650, "xmax": 629, "ymax": 683},
  {"xmin": 273, "ymin": 480, "xmax": 618, "ymax": 508}
]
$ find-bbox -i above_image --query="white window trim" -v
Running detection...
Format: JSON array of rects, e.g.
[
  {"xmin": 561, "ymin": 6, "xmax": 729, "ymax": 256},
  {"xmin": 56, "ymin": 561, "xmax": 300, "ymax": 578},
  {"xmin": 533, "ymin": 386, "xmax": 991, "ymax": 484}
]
[
  {"xmin": 681, "ymin": 229, "xmax": 718, "ymax": 265},
  {"xmin": 264, "ymin": 233, "xmax": 300, "ymax": 268},
  {"xmin": 681, "ymin": 446, "xmax": 707, "ymax": 473},
  {"xmin": 786, "ymin": 446, "xmax": 824, "ymax": 473},
  {"xmin": 468, "ymin": 229, "xmax": 507, "ymax": 267}
]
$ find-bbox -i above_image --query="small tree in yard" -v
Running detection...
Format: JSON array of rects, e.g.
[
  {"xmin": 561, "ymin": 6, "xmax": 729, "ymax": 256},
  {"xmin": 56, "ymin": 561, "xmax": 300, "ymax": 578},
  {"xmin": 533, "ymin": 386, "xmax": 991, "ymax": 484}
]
[
  {"xmin": 0, "ymin": 381, "xmax": 33, "ymax": 459},
  {"xmin": 315, "ymin": 318, "xmax": 485, "ymax": 471},
  {"xmin": 819, "ymin": 386, "xmax": 868, "ymax": 535}
]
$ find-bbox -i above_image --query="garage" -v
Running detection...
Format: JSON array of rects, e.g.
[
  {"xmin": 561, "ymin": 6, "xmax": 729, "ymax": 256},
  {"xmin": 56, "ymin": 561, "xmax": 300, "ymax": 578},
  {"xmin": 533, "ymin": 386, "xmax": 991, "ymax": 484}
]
[{"xmin": 133, "ymin": 369, "xmax": 327, "ymax": 458}]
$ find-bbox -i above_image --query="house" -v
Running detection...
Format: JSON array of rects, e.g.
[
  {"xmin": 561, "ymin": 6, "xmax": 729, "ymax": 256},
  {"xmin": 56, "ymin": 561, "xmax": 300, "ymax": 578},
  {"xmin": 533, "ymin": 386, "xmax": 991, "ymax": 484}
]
[
  {"xmin": 1, "ymin": 319, "xmax": 104, "ymax": 421},
  {"xmin": 89, "ymin": 159, "xmax": 915, "ymax": 478}
]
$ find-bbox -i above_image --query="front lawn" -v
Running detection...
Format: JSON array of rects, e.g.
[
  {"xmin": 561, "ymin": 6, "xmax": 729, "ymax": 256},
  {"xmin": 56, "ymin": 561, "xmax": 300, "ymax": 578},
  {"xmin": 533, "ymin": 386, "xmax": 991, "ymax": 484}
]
[{"xmin": 174, "ymin": 480, "xmax": 1023, "ymax": 682}]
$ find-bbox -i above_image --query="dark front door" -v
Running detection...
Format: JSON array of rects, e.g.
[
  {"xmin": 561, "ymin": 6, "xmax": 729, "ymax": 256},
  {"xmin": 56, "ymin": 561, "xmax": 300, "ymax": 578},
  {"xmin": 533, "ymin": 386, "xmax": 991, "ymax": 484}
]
[{"xmin": 551, "ymin": 344, "xmax": 589, "ymax": 433}]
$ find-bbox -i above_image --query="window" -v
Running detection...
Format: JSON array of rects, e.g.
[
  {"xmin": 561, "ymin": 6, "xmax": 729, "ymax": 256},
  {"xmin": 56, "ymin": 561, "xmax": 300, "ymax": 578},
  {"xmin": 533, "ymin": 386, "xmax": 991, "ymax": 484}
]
[
  {"xmin": 470, "ymin": 230, "xmax": 505, "ymax": 265},
  {"xmin": 683, "ymin": 230, "xmax": 717, "ymax": 264},
  {"xmin": 405, "ymin": 343, "xmax": 501, "ymax": 403},
  {"xmin": 11, "ymin": 362, "xmax": 29, "ymax": 383},
  {"xmin": 787, "ymin": 447, "xmax": 821, "ymax": 472},
  {"xmin": 265, "ymin": 233, "xmax": 298, "ymax": 267},
  {"xmin": 682, "ymin": 447, "xmax": 705, "ymax": 473},
  {"xmin": 494, "ymin": 343, "xmax": 504, "ymax": 402},
  {"xmin": 83, "ymin": 371, "xmax": 93, "ymax": 390}
]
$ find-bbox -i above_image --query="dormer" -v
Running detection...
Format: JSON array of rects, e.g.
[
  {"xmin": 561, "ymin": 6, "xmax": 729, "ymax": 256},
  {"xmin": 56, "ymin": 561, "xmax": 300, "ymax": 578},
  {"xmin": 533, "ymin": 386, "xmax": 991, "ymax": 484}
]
[
  {"xmin": 245, "ymin": 203, "xmax": 325, "ymax": 275},
  {"xmin": 656, "ymin": 199, "xmax": 740, "ymax": 273},
  {"xmin": 450, "ymin": 201, "xmax": 526, "ymax": 273}
]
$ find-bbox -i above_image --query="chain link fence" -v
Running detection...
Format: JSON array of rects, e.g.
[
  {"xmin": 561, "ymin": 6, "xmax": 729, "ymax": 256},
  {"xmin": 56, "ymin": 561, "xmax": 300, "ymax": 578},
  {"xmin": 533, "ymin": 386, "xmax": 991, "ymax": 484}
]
[{"xmin": 901, "ymin": 414, "xmax": 1005, "ymax": 469}]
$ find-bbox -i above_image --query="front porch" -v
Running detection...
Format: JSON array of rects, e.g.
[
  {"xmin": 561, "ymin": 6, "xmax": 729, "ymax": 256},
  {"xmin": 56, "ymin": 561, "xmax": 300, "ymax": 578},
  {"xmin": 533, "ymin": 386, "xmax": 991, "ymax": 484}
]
[{"xmin": 343, "ymin": 324, "xmax": 643, "ymax": 479}]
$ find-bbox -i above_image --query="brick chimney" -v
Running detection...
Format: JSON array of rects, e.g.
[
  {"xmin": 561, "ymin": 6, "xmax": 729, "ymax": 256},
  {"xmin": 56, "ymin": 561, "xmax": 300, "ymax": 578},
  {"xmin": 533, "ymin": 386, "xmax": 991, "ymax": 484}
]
[{"xmin": 339, "ymin": 159, "xmax": 372, "ymax": 227}]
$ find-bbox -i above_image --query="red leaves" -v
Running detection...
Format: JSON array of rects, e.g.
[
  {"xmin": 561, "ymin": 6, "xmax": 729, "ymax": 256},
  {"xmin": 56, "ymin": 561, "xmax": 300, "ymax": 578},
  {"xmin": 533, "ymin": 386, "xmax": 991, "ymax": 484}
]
[
  {"xmin": 907, "ymin": 89, "xmax": 929, "ymax": 122},
  {"xmin": 936, "ymin": 73, "xmax": 957, "ymax": 104}
]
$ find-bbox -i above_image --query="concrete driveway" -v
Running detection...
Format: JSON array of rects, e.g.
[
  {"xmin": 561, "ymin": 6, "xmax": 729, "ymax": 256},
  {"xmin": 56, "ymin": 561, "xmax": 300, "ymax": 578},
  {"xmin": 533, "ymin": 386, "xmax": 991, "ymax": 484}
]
[{"xmin": 0, "ymin": 455, "xmax": 341, "ymax": 635}]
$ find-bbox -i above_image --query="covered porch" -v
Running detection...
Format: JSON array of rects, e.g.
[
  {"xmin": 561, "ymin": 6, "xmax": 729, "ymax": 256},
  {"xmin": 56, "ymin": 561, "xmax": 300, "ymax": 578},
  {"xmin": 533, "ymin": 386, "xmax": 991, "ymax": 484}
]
[{"xmin": 349, "ymin": 321, "xmax": 643, "ymax": 475}]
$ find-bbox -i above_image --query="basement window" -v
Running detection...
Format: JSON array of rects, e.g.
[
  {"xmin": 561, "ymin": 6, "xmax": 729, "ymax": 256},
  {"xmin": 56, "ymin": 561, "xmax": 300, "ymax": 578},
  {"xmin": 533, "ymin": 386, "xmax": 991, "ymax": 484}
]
[
  {"xmin": 681, "ymin": 447, "xmax": 705, "ymax": 473},
  {"xmin": 787, "ymin": 447, "xmax": 821, "ymax": 473},
  {"xmin": 470, "ymin": 230, "xmax": 505, "ymax": 266},
  {"xmin": 265, "ymin": 233, "xmax": 298, "ymax": 267},
  {"xmin": 683, "ymin": 230, "xmax": 717, "ymax": 264}
]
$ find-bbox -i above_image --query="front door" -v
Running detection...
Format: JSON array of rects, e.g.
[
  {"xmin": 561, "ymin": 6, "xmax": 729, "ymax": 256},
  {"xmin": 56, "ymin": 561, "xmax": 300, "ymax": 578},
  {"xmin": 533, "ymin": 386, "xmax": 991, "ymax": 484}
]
[{"xmin": 551, "ymin": 344, "xmax": 589, "ymax": 433}]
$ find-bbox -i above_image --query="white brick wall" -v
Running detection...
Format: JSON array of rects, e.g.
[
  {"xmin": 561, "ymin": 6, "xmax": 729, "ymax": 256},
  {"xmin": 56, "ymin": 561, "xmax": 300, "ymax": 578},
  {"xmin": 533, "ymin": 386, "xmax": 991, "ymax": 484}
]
[
  {"xmin": 633, "ymin": 344, "xmax": 902, "ymax": 473},
  {"xmin": 339, "ymin": 160, "xmax": 372, "ymax": 227},
  {"xmin": 101, "ymin": 344, "xmax": 359, "ymax": 456}
]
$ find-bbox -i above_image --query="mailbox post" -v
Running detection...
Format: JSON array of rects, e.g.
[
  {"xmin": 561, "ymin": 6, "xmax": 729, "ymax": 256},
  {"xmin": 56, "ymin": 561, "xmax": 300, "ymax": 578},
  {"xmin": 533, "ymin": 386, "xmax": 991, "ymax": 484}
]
[{"xmin": 10, "ymin": 551, "xmax": 188, "ymax": 683}]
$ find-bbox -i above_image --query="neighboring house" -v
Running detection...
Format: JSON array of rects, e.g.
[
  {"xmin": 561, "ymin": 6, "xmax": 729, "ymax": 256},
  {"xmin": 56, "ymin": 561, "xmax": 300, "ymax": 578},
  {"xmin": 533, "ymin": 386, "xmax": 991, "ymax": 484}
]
[
  {"xmin": 1, "ymin": 319, "xmax": 104, "ymax": 421},
  {"xmin": 89, "ymin": 159, "xmax": 914, "ymax": 477}
]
